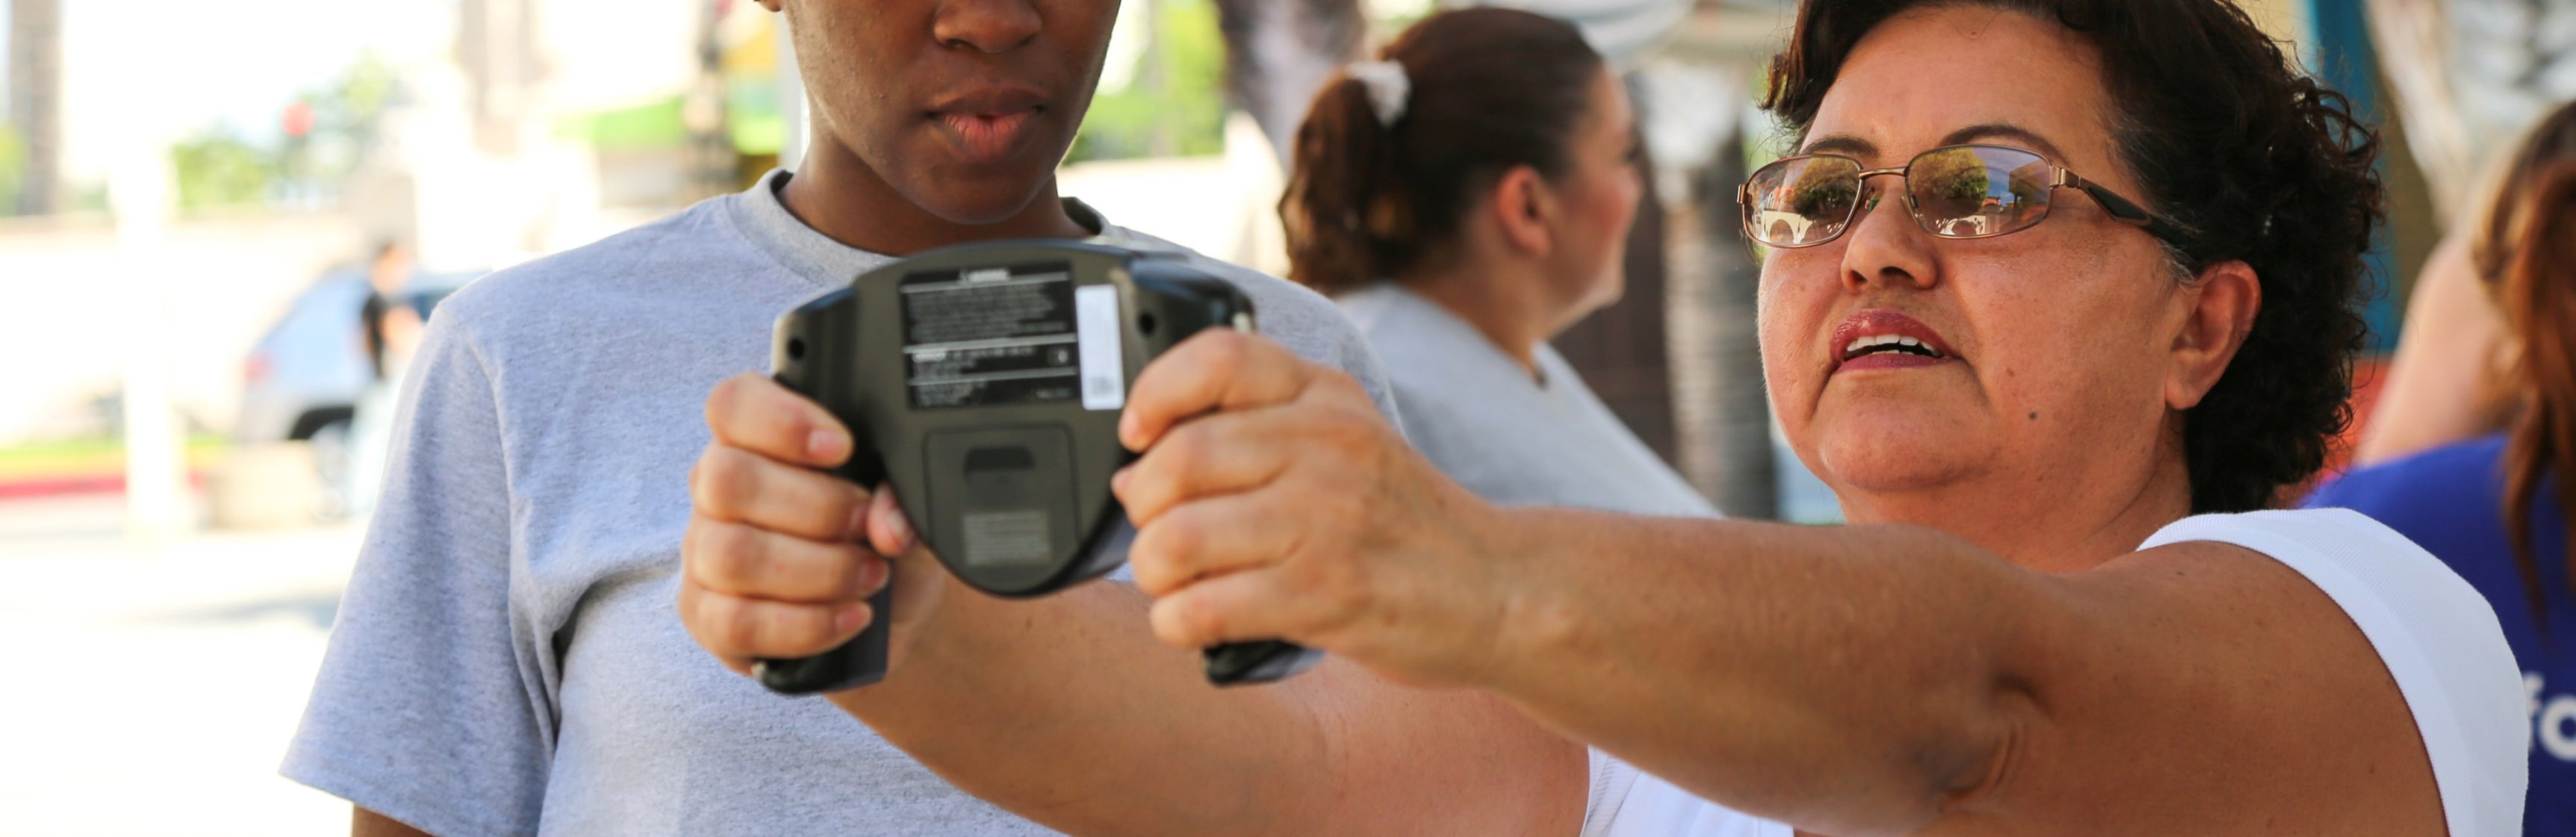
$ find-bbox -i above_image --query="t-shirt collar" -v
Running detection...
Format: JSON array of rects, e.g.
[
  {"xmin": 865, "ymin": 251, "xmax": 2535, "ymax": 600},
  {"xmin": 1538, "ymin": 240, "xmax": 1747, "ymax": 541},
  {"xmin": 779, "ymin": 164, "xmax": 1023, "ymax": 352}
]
[{"xmin": 727, "ymin": 168, "xmax": 1113, "ymax": 290}]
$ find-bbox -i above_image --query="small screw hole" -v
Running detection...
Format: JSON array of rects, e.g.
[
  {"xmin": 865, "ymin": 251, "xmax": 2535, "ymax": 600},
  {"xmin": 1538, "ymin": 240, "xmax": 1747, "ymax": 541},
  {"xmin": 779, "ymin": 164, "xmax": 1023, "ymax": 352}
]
[
  {"xmin": 786, "ymin": 337, "xmax": 806, "ymax": 360},
  {"xmin": 1138, "ymin": 313, "xmax": 1158, "ymax": 335}
]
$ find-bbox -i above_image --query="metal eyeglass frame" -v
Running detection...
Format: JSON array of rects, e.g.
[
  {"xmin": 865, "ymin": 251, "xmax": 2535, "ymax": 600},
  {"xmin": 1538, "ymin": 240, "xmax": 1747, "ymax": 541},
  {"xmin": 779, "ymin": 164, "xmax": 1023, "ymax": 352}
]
[{"xmin": 1735, "ymin": 143, "xmax": 2191, "ymax": 248}]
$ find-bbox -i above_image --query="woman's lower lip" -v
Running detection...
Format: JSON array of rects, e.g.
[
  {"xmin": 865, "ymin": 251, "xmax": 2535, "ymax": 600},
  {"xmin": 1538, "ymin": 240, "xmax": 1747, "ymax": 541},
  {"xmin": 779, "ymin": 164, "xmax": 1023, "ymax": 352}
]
[
  {"xmin": 1835, "ymin": 353, "xmax": 1953, "ymax": 373},
  {"xmin": 936, "ymin": 111, "xmax": 1039, "ymax": 162}
]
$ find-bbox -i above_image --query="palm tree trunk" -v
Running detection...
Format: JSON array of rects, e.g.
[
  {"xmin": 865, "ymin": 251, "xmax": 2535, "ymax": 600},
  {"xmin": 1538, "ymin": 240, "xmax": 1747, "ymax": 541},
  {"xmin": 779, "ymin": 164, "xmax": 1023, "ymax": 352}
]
[{"xmin": 1213, "ymin": 0, "xmax": 1368, "ymax": 169}]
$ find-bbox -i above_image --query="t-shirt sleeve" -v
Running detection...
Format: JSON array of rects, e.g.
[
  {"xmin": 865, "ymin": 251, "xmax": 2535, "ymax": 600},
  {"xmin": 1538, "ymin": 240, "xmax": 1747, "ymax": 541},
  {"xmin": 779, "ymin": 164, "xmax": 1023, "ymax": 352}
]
[
  {"xmin": 281, "ymin": 310, "xmax": 553, "ymax": 837},
  {"xmin": 2138, "ymin": 509, "xmax": 2529, "ymax": 836}
]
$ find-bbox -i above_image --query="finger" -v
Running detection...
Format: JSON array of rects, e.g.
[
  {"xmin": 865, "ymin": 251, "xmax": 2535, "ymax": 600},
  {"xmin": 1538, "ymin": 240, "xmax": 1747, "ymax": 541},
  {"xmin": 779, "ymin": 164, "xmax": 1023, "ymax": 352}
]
[
  {"xmin": 675, "ymin": 581, "xmax": 755, "ymax": 674},
  {"xmin": 1125, "ymin": 491, "xmax": 1307, "ymax": 597},
  {"xmin": 1146, "ymin": 567, "xmax": 1339, "ymax": 651},
  {"xmin": 863, "ymin": 482, "xmax": 918, "ymax": 558},
  {"xmin": 706, "ymin": 373, "xmax": 856, "ymax": 468},
  {"xmin": 684, "ymin": 515, "xmax": 889, "ymax": 602},
  {"xmin": 1121, "ymin": 331, "xmax": 1316, "ymax": 451},
  {"xmin": 680, "ymin": 578, "xmax": 874, "ymax": 661},
  {"xmin": 1113, "ymin": 406, "xmax": 1300, "ymax": 526},
  {"xmin": 691, "ymin": 444, "xmax": 873, "ymax": 541}
]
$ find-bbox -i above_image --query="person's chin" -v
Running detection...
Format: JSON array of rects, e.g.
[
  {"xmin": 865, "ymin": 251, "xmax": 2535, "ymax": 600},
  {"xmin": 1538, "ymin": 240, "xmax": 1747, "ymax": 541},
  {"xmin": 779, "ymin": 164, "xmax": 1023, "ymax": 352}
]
[
  {"xmin": 1807, "ymin": 415, "xmax": 1991, "ymax": 496},
  {"xmin": 897, "ymin": 168, "xmax": 1057, "ymax": 226}
]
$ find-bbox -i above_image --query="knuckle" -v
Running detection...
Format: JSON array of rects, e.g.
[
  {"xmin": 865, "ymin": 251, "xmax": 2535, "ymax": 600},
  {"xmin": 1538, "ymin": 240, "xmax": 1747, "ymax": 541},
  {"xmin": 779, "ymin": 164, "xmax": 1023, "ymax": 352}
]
[
  {"xmin": 1313, "ymin": 370, "xmax": 1367, "ymax": 403},
  {"xmin": 1308, "ymin": 414, "xmax": 1375, "ymax": 461},
  {"xmin": 767, "ymin": 602, "xmax": 830, "ymax": 650},
  {"xmin": 819, "ymin": 543, "xmax": 868, "ymax": 598},
  {"xmin": 706, "ymin": 376, "xmax": 746, "ymax": 422},
  {"xmin": 1128, "ymin": 528, "xmax": 1183, "ymax": 594},
  {"xmin": 713, "ymin": 598, "xmax": 763, "ymax": 651},
  {"xmin": 694, "ymin": 446, "xmax": 759, "ymax": 514},
  {"xmin": 1175, "ymin": 593, "xmax": 1228, "ymax": 643},
  {"xmin": 1154, "ymin": 513, "xmax": 1208, "ymax": 567},
  {"xmin": 705, "ymin": 524, "xmax": 766, "ymax": 588},
  {"xmin": 1313, "ymin": 491, "xmax": 1368, "ymax": 540},
  {"xmin": 1203, "ymin": 331, "xmax": 1251, "ymax": 378},
  {"xmin": 1161, "ymin": 424, "xmax": 1213, "ymax": 477}
]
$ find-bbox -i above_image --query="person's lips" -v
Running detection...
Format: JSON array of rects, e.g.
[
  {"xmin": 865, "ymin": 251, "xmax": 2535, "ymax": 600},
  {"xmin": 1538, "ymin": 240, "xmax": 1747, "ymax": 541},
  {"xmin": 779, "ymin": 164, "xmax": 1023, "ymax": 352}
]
[
  {"xmin": 927, "ymin": 88, "xmax": 1048, "ymax": 163},
  {"xmin": 1829, "ymin": 310, "xmax": 1961, "ymax": 374}
]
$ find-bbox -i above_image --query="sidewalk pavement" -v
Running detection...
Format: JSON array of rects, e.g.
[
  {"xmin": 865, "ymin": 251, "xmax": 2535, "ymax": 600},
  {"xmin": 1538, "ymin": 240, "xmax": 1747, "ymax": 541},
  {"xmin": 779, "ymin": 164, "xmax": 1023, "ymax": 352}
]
[{"xmin": 0, "ymin": 496, "xmax": 358, "ymax": 837}]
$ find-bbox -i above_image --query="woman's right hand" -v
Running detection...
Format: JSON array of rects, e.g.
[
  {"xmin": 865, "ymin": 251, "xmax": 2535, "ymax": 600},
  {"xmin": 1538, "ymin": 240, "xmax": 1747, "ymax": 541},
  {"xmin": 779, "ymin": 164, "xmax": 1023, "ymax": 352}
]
[{"xmin": 679, "ymin": 373, "xmax": 948, "ymax": 683}]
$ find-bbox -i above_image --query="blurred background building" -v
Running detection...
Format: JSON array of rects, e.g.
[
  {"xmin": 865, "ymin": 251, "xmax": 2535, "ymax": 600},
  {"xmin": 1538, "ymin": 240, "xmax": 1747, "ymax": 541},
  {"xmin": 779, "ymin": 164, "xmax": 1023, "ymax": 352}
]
[{"xmin": 0, "ymin": 0, "xmax": 2568, "ymax": 832}]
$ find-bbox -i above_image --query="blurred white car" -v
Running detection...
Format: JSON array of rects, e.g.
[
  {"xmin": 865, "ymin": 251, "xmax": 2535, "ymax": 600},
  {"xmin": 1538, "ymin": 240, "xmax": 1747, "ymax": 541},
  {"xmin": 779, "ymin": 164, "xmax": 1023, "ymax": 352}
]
[{"xmin": 236, "ymin": 268, "xmax": 481, "ymax": 518}]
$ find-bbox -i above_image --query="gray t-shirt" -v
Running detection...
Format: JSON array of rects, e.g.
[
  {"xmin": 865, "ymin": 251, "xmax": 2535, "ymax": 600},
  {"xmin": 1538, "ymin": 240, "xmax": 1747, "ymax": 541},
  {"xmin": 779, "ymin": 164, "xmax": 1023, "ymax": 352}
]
[
  {"xmin": 1336, "ymin": 282, "xmax": 1714, "ymax": 517},
  {"xmin": 282, "ymin": 170, "xmax": 1394, "ymax": 837}
]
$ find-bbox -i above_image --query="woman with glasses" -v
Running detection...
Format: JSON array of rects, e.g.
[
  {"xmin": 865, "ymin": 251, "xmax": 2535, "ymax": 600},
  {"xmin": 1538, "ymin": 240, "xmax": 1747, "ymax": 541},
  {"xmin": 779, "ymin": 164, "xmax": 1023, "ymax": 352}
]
[
  {"xmin": 678, "ymin": 0, "xmax": 2525, "ymax": 833},
  {"xmin": 1278, "ymin": 8, "xmax": 1716, "ymax": 519}
]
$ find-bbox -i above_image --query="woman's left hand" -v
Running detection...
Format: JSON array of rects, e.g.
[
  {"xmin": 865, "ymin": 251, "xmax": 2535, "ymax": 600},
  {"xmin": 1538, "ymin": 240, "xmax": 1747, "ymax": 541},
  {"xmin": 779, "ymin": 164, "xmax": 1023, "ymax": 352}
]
[{"xmin": 1116, "ymin": 329, "xmax": 1522, "ymax": 688}]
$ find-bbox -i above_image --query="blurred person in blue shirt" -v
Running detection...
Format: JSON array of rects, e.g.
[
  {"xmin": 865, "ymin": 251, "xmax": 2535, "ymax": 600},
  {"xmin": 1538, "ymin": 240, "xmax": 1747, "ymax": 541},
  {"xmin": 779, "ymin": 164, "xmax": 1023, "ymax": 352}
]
[{"xmin": 2309, "ymin": 99, "xmax": 2576, "ymax": 837}]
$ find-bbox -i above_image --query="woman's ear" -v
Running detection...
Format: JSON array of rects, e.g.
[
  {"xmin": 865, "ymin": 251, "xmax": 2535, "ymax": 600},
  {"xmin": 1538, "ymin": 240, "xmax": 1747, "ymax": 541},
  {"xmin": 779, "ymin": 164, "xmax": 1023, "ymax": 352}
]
[
  {"xmin": 1488, "ymin": 166, "xmax": 1555, "ymax": 258},
  {"xmin": 2165, "ymin": 259, "xmax": 2262, "ymax": 411}
]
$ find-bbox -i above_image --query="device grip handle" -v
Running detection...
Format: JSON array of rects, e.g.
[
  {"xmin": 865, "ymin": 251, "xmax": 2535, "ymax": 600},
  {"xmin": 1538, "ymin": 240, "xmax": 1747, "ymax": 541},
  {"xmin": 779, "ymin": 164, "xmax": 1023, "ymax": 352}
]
[
  {"xmin": 753, "ymin": 573, "xmax": 895, "ymax": 694},
  {"xmin": 1202, "ymin": 639, "xmax": 1323, "ymax": 685}
]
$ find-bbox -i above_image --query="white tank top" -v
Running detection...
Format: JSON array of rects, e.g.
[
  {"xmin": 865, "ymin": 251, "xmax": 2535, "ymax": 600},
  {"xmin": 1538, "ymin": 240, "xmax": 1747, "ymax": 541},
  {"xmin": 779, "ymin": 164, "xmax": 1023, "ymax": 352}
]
[{"xmin": 1579, "ymin": 508, "xmax": 2528, "ymax": 836}]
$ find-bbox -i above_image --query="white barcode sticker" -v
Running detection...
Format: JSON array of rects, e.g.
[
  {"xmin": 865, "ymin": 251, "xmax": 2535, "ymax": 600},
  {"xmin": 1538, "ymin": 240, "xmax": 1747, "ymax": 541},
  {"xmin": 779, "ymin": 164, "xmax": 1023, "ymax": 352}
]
[{"xmin": 1074, "ymin": 284, "xmax": 1124, "ymax": 411}]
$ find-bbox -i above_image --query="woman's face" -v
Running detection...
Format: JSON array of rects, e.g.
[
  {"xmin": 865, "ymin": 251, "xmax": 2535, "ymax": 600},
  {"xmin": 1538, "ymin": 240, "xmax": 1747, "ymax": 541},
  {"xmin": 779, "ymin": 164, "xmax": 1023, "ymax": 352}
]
[
  {"xmin": 1759, "ymin": 7, "xmax": 2202, "ymax": 514},
  {"xmin": 1542, "ymin": 69, "xmax": 1646, "ymax": 320}
]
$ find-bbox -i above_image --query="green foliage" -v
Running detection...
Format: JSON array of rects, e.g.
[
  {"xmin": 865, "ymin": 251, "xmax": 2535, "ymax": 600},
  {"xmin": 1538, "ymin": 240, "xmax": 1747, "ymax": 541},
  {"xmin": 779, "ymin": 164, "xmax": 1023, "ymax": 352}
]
[
  {"xmin": 1067, "ymin": 0, "xmax": 1230, "ymax": 163},
  {"xmin": 0, "ymin": 124, "xmax": 22, "ymax": 211},
  {"xmin": 159, "ymin": 53, "xmax": 399, "ymax": 210},
  {"xmin": 279, "ymin": 52, "xmax": 401, "ymax": 189},
  {"xmin": 171, "ymin": 125, "xmax": 279, "ymax": 209}
]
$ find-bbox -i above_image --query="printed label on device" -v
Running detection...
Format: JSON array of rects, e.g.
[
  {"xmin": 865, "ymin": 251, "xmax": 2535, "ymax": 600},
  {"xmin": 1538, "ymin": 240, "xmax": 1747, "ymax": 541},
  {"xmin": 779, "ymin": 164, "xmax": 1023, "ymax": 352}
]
[
  {"xmin": 899, "ymin": 262, "xmax": 1087, "ymax": 409},
  {"xmin": 1073, "ymin": 284, "xmax": 1124, "ymax": 410}
]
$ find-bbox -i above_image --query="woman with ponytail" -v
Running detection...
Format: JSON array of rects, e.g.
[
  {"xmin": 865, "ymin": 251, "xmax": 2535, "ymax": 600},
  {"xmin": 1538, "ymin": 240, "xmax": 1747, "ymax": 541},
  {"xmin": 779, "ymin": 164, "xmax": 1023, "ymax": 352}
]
[
  {"xmin": 1280, "ymin": 7, "xmax": 1714, "ymax": 517},
  {"xmin": 2309, "ymin": 99, "xmax": 2576, "ymax": 836}
]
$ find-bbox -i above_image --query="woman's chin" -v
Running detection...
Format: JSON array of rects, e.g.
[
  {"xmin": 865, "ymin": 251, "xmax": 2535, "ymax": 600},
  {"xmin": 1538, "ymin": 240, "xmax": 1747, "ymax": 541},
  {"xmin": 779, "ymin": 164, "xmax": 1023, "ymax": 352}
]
[{"xmin": 1809, "ymin": 429, "xmax": 1991, "ymax": 498}]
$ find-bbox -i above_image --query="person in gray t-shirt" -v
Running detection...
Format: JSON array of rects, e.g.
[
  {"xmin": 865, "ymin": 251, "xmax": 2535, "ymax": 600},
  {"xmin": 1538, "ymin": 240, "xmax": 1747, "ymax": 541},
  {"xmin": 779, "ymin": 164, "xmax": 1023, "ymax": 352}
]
[
  {"xmin": 280, "ymin": 4, "xmax": 1393, "ymax": 836},
  {"xmin": 1277, "ymin": 9, "xmax": 1715, "ymax": 521}
]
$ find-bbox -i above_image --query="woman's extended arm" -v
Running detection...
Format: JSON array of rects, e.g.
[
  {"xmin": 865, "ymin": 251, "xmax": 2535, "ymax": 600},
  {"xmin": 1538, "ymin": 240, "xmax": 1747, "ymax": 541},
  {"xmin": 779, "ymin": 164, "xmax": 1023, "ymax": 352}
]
[{"xmin": 1113, "ymin": 332, "xmax": 2445, "ymax": 836}]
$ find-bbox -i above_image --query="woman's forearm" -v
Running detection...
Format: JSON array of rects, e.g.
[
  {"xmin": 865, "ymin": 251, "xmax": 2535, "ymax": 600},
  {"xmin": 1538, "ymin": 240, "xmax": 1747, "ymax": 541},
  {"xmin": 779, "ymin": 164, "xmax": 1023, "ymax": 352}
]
[
  {"xmin": 832, "ymin": 573, "xmax": 1581, "ymax": 837},
  {"xmin": 2357, "ymin": 232, "xmax": 2508, "ymax": 464},
  {"xmin": 1476, "ymin": 511, "xmax": 2062, "ymax": 834}
]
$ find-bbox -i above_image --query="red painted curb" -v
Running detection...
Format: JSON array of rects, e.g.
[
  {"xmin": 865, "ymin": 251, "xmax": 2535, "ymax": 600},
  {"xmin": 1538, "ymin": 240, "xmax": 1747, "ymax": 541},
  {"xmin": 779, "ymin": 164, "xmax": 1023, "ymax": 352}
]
[{"xmin": 0, "ymin": 472, "xmax": 211, "ymax": 501}]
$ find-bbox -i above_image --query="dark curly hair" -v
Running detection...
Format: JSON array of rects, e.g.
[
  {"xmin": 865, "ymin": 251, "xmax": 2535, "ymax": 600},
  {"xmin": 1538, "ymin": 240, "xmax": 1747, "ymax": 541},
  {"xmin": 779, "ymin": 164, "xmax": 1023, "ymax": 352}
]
[{"xmin": 1763, "ymin": 0, "xmax": 2384, "ymax": 513}]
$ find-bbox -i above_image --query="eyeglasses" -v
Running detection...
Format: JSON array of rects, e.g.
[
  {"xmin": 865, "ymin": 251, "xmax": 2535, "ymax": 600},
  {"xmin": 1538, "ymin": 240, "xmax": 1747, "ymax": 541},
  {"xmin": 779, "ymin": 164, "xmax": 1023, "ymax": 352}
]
[{"xmin": 1737, "ymin": 144, "xmax": 2188, "ymax": 249}]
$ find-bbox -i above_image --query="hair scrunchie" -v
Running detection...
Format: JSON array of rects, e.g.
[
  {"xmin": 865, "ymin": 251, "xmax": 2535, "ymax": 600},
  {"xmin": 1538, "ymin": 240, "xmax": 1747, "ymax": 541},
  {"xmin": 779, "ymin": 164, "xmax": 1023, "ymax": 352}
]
[{"xmin": 1344, "ymin": 59, "xmax": 1411, "ymax": 127}]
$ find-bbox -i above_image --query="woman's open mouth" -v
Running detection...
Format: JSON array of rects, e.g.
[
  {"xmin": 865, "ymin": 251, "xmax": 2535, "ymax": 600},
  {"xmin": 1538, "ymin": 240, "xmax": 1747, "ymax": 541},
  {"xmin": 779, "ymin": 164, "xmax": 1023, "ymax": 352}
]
[{"xmin": 1830, "ymin": 310, "xmax": 1960, "ymax": 373}]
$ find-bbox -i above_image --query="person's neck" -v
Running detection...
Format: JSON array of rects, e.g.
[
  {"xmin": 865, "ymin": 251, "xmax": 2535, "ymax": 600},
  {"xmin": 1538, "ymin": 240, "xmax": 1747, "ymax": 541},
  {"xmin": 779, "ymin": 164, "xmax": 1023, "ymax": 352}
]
[
  {"xmin": 779, "ymin": 136, "xmax": 1092, "ymax": 256},
  {"xmin": 1835, "ymin": 432, "xmax": 2199, "ymax": 573},
  {"xmin": 1397, "ymin": 258, "xmax": 1563, "ymax": 380}
]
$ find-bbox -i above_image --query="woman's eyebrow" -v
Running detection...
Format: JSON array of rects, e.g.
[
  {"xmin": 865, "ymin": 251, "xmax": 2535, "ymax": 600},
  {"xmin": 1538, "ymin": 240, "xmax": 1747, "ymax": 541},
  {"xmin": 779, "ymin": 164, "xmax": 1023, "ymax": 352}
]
[
  {"xmin": 1798, "ymin": 133, "xmax": 1876, "ymax": 158},
  {"xmin": 1941, "ymin": 123, "xmax": 2071, "ymax": 161}
]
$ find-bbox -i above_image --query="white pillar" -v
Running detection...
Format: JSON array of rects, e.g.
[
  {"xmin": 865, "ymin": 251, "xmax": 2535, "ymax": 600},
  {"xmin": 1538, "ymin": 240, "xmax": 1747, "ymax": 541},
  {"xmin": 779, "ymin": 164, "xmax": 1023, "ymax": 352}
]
[{"xmin": 110, "ymin": 134, "xmax": 189, "ymax": 538}]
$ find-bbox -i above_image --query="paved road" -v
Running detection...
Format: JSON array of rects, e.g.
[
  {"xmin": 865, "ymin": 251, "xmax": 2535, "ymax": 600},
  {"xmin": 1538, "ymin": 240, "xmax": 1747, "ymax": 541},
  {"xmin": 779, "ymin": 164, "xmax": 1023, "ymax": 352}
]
[{"xmin": 0, "ymin": 496, "xmax": 357, "ymax": 836}]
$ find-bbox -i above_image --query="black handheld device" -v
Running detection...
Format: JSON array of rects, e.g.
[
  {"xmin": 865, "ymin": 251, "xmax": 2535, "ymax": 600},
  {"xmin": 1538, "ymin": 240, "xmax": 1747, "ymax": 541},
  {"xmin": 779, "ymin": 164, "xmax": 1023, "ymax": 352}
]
[{"xmin": 754, "ymin": 241, "xmax": 1325, "ymax": 694}]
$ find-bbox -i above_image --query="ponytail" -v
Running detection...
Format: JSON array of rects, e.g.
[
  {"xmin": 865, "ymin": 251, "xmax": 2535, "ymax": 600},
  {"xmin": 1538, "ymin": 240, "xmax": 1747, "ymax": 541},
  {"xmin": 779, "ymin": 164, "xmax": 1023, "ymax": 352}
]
[
  {"xmin": 1278, "ymin": 7, "xmax": 1605, "ymax": 296},
  {"xmin": 1282, "ymin": 70, "xmax": 1407, "ymax": 295}
]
